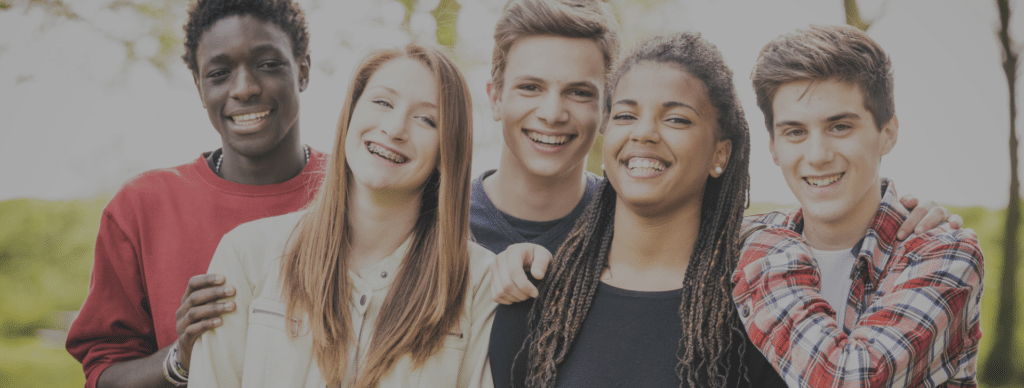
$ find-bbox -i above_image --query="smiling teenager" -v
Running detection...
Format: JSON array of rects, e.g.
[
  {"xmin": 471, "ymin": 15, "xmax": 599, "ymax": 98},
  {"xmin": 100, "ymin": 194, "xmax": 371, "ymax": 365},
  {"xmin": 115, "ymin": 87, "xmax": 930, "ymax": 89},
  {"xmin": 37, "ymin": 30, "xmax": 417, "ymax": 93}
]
[
  {"xmin": 64, "ymin": 1, "xmax": 326, "ymax": 387},
  {"xmin": 187, "ymin": 42, "xmax": 494, "ymax": 388},
  {"xmin": 489, "ymin": 32, "xmax": 785, "ymax": 388},
  {"xmin": 732, "ymin": 25, "xmax": 984, "ymax": 387}
]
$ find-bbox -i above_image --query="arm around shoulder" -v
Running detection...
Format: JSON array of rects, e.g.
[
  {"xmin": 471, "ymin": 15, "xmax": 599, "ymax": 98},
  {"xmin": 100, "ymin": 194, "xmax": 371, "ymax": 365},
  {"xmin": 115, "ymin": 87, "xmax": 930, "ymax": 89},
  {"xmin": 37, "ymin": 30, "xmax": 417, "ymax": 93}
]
[
  {"xmin": 187, "ymin": 232, "xmax": 256, "ymax": 388},
  {"xmin": 731, "ymin": 225, "xmax": 985, "ymax": 387}
]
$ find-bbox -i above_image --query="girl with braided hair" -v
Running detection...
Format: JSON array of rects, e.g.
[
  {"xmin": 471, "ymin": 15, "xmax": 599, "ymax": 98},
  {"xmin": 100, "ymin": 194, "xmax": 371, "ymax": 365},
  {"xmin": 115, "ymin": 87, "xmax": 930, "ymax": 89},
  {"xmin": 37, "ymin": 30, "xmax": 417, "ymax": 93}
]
[{"xmin": 489, "ymin": 31, "xmax": 787, "ymax": 388}]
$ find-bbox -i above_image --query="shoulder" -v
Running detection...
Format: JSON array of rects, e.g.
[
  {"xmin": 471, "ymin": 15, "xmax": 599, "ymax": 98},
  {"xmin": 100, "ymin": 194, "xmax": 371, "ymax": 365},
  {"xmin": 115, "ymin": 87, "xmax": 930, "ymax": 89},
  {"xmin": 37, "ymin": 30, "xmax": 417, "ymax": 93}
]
[
  {"xmin": 467, "ymin": 241, "xmax": 496, "ymax": 287},
  {"xmin": 896, "ymin": 224, "xmax": 984, "ymax": 281},
  {"xmin": 743, "ymin": 208, "xmax": 797, "ymax": 229},
  {"xmin": 217, "ymin": 210, "xmax": 308, "ymax": 274},
  {"xmin": 110, "ymin": 158, "xmax": 202, "ymax": 201},
  {"xmin": 102, "ymin": 158, "xmax": 206, "ymax": 220}
]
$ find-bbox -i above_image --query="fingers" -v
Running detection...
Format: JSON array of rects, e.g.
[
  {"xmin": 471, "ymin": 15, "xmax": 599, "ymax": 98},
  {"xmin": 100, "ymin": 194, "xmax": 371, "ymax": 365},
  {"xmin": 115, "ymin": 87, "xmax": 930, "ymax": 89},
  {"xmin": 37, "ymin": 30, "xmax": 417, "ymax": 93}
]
[
  {"xmin": 913, "ymin": 206, "xmax": 951, "ymax": 235},
  {"xmin": 899, "ymin": 194, "xmax": 919, "ymax": 211},
  {"xmin": 949, "ymin": 214, "xmax": 963, "ymax": 229},
  {"xmin": 181, "ymin": 274, "xmax": 226, "ymax": 303},
  {"xmin": 491, "ymin": 244, "xmax": 543, "ymax": 304},
  {"xmin": 898, "ymin": 198, "xmax": 954, "ymax": 240},
  {"xmin": 176, "ymin": 280, "xmax": 236, "ymax": 321},
  {"xmin": 529, "ymin": 245, "xmax": 552, "ymax": 280}
]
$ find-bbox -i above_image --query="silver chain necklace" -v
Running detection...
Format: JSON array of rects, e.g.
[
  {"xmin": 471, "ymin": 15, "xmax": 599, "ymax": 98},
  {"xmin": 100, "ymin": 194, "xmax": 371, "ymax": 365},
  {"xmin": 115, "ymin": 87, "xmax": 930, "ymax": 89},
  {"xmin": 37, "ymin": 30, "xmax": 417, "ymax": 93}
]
[{"xmin": 215, "ymin": 144, "xmax": 310, "ymax": 174}]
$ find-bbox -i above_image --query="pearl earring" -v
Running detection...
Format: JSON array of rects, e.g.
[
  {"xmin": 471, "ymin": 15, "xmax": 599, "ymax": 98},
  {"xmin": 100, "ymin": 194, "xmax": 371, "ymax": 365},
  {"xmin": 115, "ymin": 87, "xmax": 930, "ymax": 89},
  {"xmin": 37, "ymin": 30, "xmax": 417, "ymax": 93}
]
[{"xmin": 714, "ymin": 166, "xmax": 723, "ymax": 175}]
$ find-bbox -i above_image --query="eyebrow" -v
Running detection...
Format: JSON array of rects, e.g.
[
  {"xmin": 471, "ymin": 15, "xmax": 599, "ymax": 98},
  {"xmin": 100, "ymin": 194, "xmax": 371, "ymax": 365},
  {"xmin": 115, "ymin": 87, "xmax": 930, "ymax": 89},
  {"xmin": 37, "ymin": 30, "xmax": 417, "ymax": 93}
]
[
  {"xmin": 826, "ymin": 112, "xmax": 861, "ymax": 122},
  {"xmin": 611, "ymin": 99, "xmax": 700, "ymax": 117},
  {"xmin": 204, "ymin": 44, "xmax": 286, "ymax": 66},
  {"xmin": 512, "ymin": 76, "xmax": 598, "ymax": 91},
  {"xmin": 775, "ymin": 112, "xmax": 861, "ymax": 128},
  {"xmin": 369, "ymin": 85, "xmax": 438, "ymax": 109}
]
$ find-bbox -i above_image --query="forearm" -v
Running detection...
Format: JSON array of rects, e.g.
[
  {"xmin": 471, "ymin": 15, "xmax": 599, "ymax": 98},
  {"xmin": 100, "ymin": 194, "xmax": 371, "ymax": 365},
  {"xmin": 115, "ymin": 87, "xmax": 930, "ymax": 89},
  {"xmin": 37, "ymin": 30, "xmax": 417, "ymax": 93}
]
[{"xmin": 96, "ymin": 345, "xmax": 178, "ymax": 388}]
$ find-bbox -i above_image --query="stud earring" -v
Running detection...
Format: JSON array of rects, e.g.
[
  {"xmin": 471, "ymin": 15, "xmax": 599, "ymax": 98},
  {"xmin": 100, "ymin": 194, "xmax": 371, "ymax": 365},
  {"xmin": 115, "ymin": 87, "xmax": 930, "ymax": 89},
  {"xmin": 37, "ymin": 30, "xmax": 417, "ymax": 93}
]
[{"xmin": 714, "ymin": 166, "xmax": 724, "ymax": 175}]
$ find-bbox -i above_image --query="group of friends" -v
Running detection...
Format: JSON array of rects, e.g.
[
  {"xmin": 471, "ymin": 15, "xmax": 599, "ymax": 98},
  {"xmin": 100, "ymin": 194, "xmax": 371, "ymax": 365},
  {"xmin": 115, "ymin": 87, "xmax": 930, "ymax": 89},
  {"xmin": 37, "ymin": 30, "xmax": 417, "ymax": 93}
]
[{"xmin": 64, "ymin": 0, "xmax": 984, "ymax": 387}]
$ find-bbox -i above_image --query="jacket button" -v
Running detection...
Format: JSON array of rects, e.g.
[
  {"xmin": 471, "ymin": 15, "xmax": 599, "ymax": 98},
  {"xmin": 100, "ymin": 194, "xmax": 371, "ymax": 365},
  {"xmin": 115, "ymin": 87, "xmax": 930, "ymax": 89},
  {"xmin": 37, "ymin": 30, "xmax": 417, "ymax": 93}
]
[
  {"xmin": 741, "ymin": 304, "xmax": 750, "ymax": 318},
  {"xmin": 359, "ymin": 295, "xmax": 367, "ymax": 305}
]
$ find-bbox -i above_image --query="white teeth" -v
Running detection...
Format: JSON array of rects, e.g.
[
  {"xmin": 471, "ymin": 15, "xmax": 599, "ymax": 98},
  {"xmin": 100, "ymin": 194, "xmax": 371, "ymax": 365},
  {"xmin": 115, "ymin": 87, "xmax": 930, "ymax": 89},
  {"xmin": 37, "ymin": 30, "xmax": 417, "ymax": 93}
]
[
  {"xmin": 805, "ymin": 173, "xmax": 843, "ymax": 187},
  {"xmin": 627, "ymin": 157, "xmax": 666, "ymax": 172},
  {"xmin": 526, "ymin": 131, "xmax": 572, "ymax": 146},
  {"xmin": 231, "ymin": 111, "xmax": 270, "ymax": 126},
  {"xmin": 367, "ymin": 143, "xmax": 408, "ymax": 163}
]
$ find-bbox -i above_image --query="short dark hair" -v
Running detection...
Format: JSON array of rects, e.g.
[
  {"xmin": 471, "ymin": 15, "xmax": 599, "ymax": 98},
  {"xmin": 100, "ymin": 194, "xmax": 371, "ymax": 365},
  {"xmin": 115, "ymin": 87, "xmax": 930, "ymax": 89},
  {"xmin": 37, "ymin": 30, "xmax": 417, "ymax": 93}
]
[
  {"xmin": 181, "ymin": 0, "xmax": 310, "ymax": 74},
  {"xmin": 751, "ymin": 24, "xmax": 894, "ymax": 137}
]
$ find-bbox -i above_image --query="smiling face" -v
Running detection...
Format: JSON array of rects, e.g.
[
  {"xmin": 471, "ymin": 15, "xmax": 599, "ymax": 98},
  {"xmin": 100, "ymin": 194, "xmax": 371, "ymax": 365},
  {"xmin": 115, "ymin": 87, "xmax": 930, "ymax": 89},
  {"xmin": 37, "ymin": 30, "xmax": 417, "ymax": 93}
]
[
  {"xmin": 604, "ymin": 62, "xmax": 731, "ymax": 215},
  {"xmin": 345, "ymin": 57, "xmax": 441, "ymax": 195},
  {"xmin": 194, "ymin": 14, "xmax": 309, "ymax": 158},
  {"xmin": 769, "ymin": 79, "xmax": 898, "ymax": 228},
  {"xmin": 488, "ymin": 35, "xmax": 605, "ymax": 180}
]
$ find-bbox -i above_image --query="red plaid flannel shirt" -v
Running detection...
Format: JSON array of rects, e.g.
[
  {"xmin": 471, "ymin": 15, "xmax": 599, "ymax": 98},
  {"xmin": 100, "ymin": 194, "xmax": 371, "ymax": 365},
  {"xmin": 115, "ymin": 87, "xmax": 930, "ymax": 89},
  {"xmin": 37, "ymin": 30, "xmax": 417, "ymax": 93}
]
[{"xmin": 732, "ymin": 179, "xmax": 984, "ymax": 387}]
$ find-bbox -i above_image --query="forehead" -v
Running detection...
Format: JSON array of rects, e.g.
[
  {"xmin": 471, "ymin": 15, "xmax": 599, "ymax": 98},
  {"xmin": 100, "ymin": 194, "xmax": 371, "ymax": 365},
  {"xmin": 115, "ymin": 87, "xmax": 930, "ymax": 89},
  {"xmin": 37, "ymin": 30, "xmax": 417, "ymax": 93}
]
[
  {"xmin": 196, "ymin": 14, "xmax": 293, "ymax": 64},
  {"xmin": 364, "ymin": 58, "xmax": 439, "ymax": 105},
  {"xmin": 614, "ymin": 62, "xmax": 713, "ymax": 113},
  {"xmin": 772, "ymin": 80, "xmax": 870, "ymax": 122},
  {"xmin": 503, "ymin": 35, "xmax": 605, "ymax": 87}
]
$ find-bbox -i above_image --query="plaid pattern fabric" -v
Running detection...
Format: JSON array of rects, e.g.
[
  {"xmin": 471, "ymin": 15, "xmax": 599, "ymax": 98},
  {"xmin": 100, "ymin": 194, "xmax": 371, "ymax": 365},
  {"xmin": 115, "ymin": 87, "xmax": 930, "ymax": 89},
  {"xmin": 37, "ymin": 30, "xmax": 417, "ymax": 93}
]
[{"xmin": 732, "ymin": 179, "xmax": 984, "ymax": 387}]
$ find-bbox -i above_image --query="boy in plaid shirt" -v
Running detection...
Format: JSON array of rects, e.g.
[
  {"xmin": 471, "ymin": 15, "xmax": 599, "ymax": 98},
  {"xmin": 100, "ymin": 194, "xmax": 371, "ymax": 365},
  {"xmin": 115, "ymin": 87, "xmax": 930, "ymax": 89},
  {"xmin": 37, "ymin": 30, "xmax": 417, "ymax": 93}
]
[{"xmin": 733, "ymin": 24, "xmax": 984, "ymax": 387}]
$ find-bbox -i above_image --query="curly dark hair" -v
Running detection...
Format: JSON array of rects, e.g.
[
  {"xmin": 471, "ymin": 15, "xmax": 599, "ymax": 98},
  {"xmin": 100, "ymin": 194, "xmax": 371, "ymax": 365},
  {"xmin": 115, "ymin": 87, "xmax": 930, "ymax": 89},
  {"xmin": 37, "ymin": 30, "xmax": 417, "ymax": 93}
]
[
  {"xmin": 181, "ymin": 0, "xmax": 310, "ymax": 74},
  {"xmin": 520, "ymin": 31, "xmax": 752, "ymax": 388}
]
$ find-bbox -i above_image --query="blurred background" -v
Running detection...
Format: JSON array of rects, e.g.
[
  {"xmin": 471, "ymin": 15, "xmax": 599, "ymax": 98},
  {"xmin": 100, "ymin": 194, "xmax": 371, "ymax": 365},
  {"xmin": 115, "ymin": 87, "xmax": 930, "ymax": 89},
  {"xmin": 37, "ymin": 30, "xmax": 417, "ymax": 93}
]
[{"xmin": 0, "ymin": 0, "xmax": 1021, "ymax": 386}]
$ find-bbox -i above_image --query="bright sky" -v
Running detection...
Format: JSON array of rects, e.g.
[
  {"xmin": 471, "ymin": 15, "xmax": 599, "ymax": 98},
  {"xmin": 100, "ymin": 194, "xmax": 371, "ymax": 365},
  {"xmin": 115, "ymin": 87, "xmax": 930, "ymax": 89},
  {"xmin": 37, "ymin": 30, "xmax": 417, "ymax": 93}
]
[{"xmin": 0, "ymin": 0, "xmax": 1019, "ymax": 208}]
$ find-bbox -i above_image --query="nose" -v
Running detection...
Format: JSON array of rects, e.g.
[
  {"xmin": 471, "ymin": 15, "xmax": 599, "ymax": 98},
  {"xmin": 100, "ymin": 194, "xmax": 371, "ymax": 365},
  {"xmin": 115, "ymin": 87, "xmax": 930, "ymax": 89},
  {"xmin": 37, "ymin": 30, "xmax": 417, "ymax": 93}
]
[
  {"xmin": 379, "ymin": 111, "xmax": 409, "ymax": 142},
  {"xmin": 629, "ymin": 116, "xmax": 661, "ymax": 144},
  {"xmin": 535, "ymin": 91, "xmax": 570, "ymax": 126},
  {"xmin": 805, "ymin": 131, "xmax": 834, "ymax": 166},
  {"xmin": 229, "ymin": 67, "xmax": 261, "ymax": 102}
]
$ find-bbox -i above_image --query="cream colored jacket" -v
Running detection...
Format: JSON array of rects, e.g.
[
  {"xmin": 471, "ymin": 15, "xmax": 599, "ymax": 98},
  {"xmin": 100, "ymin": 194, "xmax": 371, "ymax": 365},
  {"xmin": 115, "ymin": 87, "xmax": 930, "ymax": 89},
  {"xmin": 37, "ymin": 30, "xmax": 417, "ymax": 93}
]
[{"xmin": 189, "ymin": 211, "xmax": 496, "ymax": 388}]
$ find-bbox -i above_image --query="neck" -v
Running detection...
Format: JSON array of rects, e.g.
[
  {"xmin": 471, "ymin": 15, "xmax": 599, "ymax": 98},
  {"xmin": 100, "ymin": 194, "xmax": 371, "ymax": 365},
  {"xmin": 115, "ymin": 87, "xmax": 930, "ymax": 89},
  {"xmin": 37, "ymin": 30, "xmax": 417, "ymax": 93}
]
[
  {"xmin": 345, "ymin": 183, "xmax": 422, "ymax": 273},
  {"xmin": 218, "ymin": 129, "xmax": 306, "ymax": 185},
  {"xmin": 483, "ymin": 148, "xmax": 588, "ymax": 222},
  {"xmin": 604, "ymin": 197, "xmax": 702, "ymax": 291},
  {"xmin": 802, "ymin": 181, "xmax": 883, "ymax": 251}
]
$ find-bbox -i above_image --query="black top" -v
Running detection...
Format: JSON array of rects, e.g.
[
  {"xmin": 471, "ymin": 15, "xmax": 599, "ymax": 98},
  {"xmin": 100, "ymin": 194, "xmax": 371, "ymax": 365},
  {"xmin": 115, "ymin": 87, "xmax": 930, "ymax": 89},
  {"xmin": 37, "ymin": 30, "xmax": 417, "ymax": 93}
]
[{"xmin": 489, "ymin": 282, "xmax": 787, "ymax": 388}]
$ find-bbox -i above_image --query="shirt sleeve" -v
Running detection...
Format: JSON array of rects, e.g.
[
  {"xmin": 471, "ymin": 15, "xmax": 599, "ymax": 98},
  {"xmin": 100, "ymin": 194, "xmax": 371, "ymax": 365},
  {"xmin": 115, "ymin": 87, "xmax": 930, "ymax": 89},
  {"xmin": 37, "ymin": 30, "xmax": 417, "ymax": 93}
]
[
  {"xmin": 188, "ymin": 233, "xmax": 252, "ymax": 388},
  {"xmin": 459, "ymin": 246, "xmax": 498, "ymax": 388},
  {"xmin": 731, "ymin": 225, "xmax": 984, "ymax": 388},
  {"xmin": 65, "ymin": 211, "xmax": 157, "ymax": 388}
]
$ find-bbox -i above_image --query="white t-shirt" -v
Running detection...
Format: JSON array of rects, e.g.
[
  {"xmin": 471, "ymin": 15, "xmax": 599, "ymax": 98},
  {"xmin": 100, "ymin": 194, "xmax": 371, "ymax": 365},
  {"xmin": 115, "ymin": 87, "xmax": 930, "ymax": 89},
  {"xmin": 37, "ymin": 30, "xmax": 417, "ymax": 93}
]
[{"xmin": 808, "ymin": 245, "xmax": 858, "ymax": 327}]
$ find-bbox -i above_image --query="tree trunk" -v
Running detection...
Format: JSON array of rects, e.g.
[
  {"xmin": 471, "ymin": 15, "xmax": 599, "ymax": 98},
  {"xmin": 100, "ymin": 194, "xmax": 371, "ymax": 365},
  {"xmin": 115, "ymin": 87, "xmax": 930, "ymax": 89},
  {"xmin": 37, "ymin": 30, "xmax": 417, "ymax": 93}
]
[{"xmin": 981, "ymin": 0, "xmax": 1021, "ymax": 384}]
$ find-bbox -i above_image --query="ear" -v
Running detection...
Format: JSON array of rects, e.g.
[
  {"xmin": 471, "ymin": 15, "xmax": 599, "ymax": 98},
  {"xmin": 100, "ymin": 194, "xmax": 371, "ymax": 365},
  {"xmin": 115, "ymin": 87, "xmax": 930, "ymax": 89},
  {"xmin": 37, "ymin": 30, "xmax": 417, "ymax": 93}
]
[
  {"xmin": 487, "ymin": 80, "xmax": 502, "ymax": 122},
  {"xmin": 710, "ymin": 138, "xmax": 733, "ymax": 178},
  {"xmin": 769, "ymin": 136, "xmax": 780, "ymax": 166},
  {"xmin": 192, "ymin": 72, "xmax": 206, "ymax": 109},
  {"xmin": 298, "ymin": 53, "xmax": 311, "ymax": 92},
  {"xmin": 879, "ymin": 115, "xmax": 898, "ymax": 157}
]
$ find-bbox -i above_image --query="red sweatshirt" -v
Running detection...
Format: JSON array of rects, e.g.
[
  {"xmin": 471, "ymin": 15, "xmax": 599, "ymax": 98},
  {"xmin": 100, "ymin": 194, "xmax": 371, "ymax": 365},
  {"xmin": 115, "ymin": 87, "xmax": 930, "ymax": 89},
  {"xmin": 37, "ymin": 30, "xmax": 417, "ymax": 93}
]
[{"xmin": 66, "ymin": 149, "xmax": 326, "ymax": 388}]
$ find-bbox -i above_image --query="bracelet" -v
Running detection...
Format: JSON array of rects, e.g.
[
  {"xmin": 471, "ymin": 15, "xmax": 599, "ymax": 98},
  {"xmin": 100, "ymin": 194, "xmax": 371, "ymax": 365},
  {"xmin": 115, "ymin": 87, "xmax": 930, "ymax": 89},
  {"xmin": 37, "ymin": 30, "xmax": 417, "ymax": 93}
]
[
  {"xmin": 163, "ymin": 343, "xmax": 188, "ymax": 386},
  {"xmin": 171, "ymin": 343, "xmax": 189, "ymax": 379}
]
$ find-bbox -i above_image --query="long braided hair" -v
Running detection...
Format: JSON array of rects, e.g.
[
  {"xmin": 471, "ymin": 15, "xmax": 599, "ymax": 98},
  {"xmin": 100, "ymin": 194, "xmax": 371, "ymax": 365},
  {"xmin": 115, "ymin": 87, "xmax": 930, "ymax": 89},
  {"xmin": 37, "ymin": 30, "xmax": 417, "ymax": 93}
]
[{"xmin": 520, "ymin": 31, "xmax": 752, "ymax": 388}]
